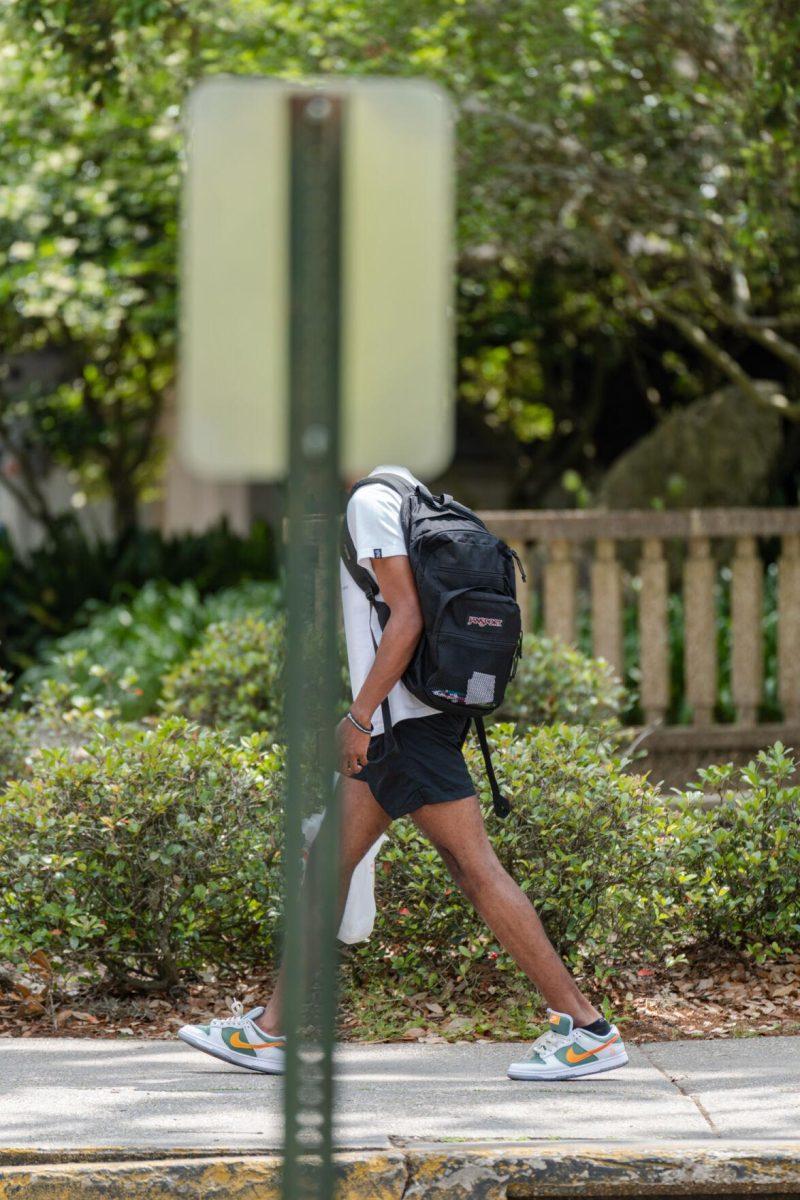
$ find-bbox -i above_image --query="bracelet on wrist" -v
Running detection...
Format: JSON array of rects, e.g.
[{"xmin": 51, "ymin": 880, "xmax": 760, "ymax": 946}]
[{"xmin": 345, "ymin": 710, "xmax": 373, "ymax": 736}]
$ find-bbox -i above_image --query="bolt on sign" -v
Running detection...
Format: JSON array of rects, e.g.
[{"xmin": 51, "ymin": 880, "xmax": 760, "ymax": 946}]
[
  {"xmin": 180, "ymin": 76, "xmax": 455, "ymax": 481},
  {"xmin": 180, "ymin": 78, "xmax": 455, "ymax": 1200}
]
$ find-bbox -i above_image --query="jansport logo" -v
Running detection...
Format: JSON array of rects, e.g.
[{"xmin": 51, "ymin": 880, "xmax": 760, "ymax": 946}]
[{"xmin": 467, "ymin": 615, "xmax": 503, "ymax": 628}]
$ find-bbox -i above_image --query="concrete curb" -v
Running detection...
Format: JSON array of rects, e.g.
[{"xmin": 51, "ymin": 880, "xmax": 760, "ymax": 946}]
[
  {"xmin": 2, "ymin": 1143, "xmax": 800, "ymax": 1198},
  {"xmin": 0, "ymin": 1152, "xmax": 405, "ymax": 1199},
  {"xmin": 403, "ymin": 1143, "xmax": 800, "ymax": 1196}
]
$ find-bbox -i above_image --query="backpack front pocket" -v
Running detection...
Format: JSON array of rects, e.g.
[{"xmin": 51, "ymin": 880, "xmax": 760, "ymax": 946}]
[{"xmin": 425, "ymin": 588, "xmax": 521, "ymax": 711}]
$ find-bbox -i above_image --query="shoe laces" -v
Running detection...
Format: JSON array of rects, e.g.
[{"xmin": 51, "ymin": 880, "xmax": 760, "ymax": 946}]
[
  {"xmin": 525, "ymin": 1029, "xmax": 570, "ymax": 1060},
  {"xmin": 210, "ymin": 999, "xmax": 246, "ymax": 1028}
]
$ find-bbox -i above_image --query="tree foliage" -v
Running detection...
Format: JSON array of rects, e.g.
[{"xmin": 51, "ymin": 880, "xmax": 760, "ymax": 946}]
[{"xmin": 1, "ymin": 0, "xmax": 798, "ymax": 523}]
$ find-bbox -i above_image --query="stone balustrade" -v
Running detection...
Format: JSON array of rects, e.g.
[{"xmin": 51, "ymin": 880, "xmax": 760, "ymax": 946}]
[{"xmin": 479, "ymin": 508, "xmax": 800, "ymax": 732}]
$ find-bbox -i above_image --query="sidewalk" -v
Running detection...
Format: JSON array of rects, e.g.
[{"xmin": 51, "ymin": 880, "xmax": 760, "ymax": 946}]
[{"xmin": 1, "ymin": 1036, "xmax": 798, "ymax": 1196}]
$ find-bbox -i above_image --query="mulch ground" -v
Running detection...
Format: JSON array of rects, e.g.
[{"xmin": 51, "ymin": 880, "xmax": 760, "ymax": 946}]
[{"xmin": 2, "ymin": 948, "xmax": 799, "ymax": 1042}]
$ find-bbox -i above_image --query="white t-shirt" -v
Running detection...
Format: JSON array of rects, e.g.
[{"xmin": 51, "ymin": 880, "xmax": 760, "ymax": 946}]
[{"xmin": 340, "ymin": 465, "xmax": 438, "ymax": 735}]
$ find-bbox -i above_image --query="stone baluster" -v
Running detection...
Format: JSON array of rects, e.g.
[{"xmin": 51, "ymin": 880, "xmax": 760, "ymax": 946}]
[
  {"xmin": 638, "ymin": 537, "xmax": 669, "ymax": 724},
  {"xmin": 591, "ymin": 538, "xmax": 623, "ymax": 675},
  {"xmin": 543, "ymin": 539, "xmax": 576, "ymax": 644},
  {"xmin": 508, "ymin": 539, "xmax": 532, "ymax": 635},
  {"xmin": 778, "ymin": 533, "xmax": 800, "ymax": 723},
  {"xmin": 731, "ymin": 535, "xmax": 763, "ymax": 725},
  {"xmin": 683, "ymin": 536, "xmax": 717, "ymax": 727}
]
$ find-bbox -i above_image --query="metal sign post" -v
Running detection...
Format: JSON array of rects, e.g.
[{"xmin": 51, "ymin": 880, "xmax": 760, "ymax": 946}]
[
  {"xmin": 281, "ymin": 92, "xmax": 343, "ymax": 1200},
  {"xmin": 180, "ymin": 73, "xmax": 455, "ymax": 1200}
]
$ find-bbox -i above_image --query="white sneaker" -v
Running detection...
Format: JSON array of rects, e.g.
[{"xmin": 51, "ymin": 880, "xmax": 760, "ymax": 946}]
[
  {"xmin": 507, "ymin": 1009, "xmax": 628, "ymax": 1081},
  {"xmin": 178, "ymin": 1000, "xmax": 285, "ymax": 1074}
]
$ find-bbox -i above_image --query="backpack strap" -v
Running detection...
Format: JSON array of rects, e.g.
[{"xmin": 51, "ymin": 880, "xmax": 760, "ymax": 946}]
[
  {"xmin": 340, "ymin": 474, "xmax": 417, "ymax": 756},
  {"xmin": 474, "ymin": 717, "xmax": 511, "ymax": 818},
  {"xmin": 340, "ymin": 473, "xmax": 415, "ymax": 600},
  {"xmin": 367, "ymin": 619, "xmax": 396, "ymax": 759},
  {"xmin": 339, "ymin": 535, "xmax": 394, "ymax": 753},
  {"xmin": 362, "ymin": 471, "xmax": 417, "ymax": 498}
]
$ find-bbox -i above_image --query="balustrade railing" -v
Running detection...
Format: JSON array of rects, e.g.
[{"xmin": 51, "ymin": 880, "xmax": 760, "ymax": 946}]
[{"xmin": 479, "ymin": 508, "xmax": 800, "ymax": 730}]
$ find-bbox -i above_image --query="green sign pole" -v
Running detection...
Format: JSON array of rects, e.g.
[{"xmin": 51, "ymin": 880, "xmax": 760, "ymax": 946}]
[{"xmin": 281, "ymin": 92, "xmax": 343, "ymax": 1200}]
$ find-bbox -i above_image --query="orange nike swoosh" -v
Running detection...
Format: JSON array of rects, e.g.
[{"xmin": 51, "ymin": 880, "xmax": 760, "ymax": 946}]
[
  {"xmin": 229, "ymin": 1031, "xmax": 285, "ymax": 1051},
  {"xmin": 565, "ymin": 1034, "xmax": 619, "ymax": 1064}
]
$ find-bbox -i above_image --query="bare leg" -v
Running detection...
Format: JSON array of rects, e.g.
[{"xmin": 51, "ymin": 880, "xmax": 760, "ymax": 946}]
[
  {"xmin": 412, "ymin": 795, "xmax": 599, "ymax": 1026},
  {"xmin": 256, "ymin": 774, "xmax": 391, "ymax": 1035}
]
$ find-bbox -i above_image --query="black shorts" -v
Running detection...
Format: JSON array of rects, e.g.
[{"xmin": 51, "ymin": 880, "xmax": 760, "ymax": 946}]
[{"xmin": 353, "ymin": 712, "xmax": 475, "ymax": 820}]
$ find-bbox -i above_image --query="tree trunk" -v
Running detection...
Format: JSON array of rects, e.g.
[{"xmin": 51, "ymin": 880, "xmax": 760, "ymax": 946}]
[{"xmin": 111, "ymin": 475, "xmax": 140, "ymax": 542}]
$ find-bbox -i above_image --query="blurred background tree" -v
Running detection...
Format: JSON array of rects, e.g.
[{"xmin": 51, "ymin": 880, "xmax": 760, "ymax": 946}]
[{"xmin": 0, "ymin": 0, "xmax": 798, "ymax": 528}]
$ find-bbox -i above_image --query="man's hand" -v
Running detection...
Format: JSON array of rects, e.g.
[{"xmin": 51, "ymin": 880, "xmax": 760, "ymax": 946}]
[{"xmin": 337, "ymin": 715, "xmax": 371, "ymax": 776}]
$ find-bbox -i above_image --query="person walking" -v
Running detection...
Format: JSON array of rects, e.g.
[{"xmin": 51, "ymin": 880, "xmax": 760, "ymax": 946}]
[{"xmin": 178, "ymin": 465, "xmax": 628, "ymax": 1082}]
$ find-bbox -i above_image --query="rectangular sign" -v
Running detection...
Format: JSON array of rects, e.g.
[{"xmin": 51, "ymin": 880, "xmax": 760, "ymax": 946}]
[{"xmin": 180, "ymin": 77, "xmax": 454, "ymax": 481}]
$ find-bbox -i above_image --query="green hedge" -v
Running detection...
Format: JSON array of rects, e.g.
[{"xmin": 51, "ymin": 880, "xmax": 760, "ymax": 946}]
[
  {"xmin": 4, "ymin": 713, "xmax": 796, "ymax": 994},
  {"xmin": 0, "ymin": 668, "xmax": 90, "ymax": 791},
  {"xmin": 666, "ymin": 743, "xmax": 800, "ymax": 960},
  {"xmin": 160, "ymin": 615, "xmax": 286, "ymax": 739},
  {"xmin": 0, "ymin": 718, "xmax": 284, "ymax": 990},
  {"xmin": 0, "ymin": 519, "xmax": 277, "ymax": 676},
  {"xmin": 160, "ymin": 615, "xmax": 352, "ymax": 737},
  {"xmin": 17, "ymin": 580, "xmax": 281, "ymax": 721},
  {"xmin": 158, "ymin": 619, "xmax": 627, "ymax": 742},
  {"xmin": 2, "ymin": 717, "xmax": 675, "ymax": 990},
  {"xmin": 502, "ymin": 634, "xmax": 626, "ymax": 729},
  {"xmin": 370, "ymin": 723, "xmax": 674, "ymax": 989},
  {"xmin": 0, "ymin": 670, "xmax": 34, "ymax": 789},
  {"xmin": 16, "ymin": 577, "xmax": 626, "ymax": 740}
]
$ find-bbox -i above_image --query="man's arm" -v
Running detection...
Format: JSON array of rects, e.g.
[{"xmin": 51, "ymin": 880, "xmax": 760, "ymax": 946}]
[{"xmin": 337, "ymin": 555, "xmax": 424, "ymax": 775}]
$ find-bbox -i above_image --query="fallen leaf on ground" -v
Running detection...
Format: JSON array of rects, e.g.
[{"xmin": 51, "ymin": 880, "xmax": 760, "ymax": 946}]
[{"xmin": 29, "ymin": 951, "xmax": 53, "ymax": 977}]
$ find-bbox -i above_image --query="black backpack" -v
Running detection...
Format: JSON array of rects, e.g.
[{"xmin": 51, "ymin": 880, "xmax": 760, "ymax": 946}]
[{"xmin": 341, "ymin": 472, "xmax": 525, "ymax": 817}]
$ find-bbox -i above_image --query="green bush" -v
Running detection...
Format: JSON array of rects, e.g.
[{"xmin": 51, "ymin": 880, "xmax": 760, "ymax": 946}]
[
  {"xmin": 0, "ymin": 668, "xmax": 34, "ymax": 788},
  {"xmin": 502, "ymin": 634, "xmax": 627, "ymax": 729},
  {"xmin": 160, "ymin": 615, "xmax": 286, "ymax": 739},
  {"xmin": 0, "ymin": 718, "xmax": 284, "ymax": 990},
  {"xmin": 18, "ymin": 580, "xmax": 281, "ymax": 721},
  {"xmin": 161, "ymin": 615, "xmax": 351, "ymax": 738},
  {"xmin": 0, "ymin": 665, "xmax": 107, "ymax": 790},
  {"xmin": 4, "ymin": 699, "xmax": 796, "ymax": 995},
  {"xmin": 0, "ymin": 518, "xmax": 277, "ymax": 676},
  {"xmin": 670, "ymin": 743, "xmax": 800, "ymax": 960},
  {"xmin": 1, "ymin": 715, "xmax": 679, "ymax": 994},
  {"xmin": 365, "ymin": 722, "xmax": 677, "ymax": 989}
]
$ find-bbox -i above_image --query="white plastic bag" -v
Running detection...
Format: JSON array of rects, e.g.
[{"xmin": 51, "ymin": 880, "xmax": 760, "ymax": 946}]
[
  {"xmin": 336, "ymin": 831, "xmax": 387, "ymax": 944},
  {"xmin": 302, "ymin": 802, "xmax": 387, "ymax": 945}
]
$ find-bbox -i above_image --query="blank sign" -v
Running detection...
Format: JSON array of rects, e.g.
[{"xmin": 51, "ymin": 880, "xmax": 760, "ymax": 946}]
[{"xmin": 180, "ymin": 77, "xmax": 454, "ymax": 482}]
